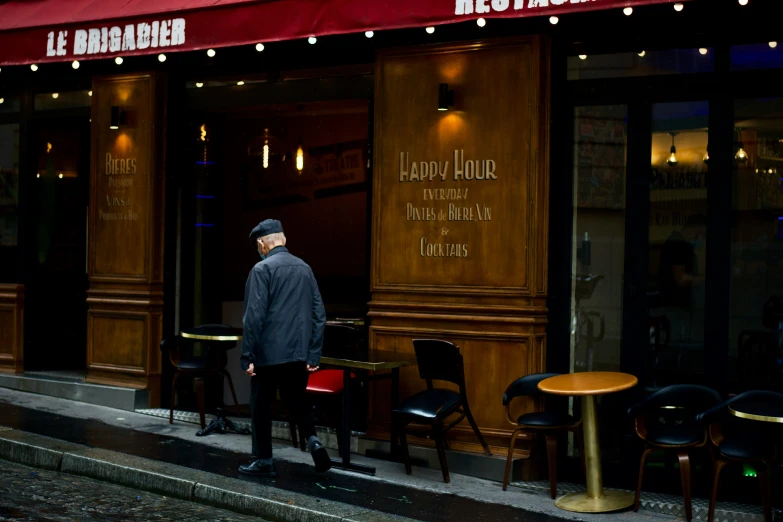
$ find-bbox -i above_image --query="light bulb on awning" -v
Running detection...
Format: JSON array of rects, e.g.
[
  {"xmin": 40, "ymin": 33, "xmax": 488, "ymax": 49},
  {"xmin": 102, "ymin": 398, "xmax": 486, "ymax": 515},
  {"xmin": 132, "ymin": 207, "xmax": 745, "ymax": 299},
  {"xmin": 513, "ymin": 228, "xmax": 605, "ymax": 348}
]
[
  {"xmin": 674, "ymin": 3, "xmax": 684, "ymax": 11},
  {"xmin": 623, "ymin": 7, "xmax": 633, "ymax": 16},
  {"xmin": 72, "ymin": 60, "xmax": 80, "ymax": 69},
  {"xmin": 115, "ymin": 57, "xmax": 123, "ymax": 65},
  {"xmin": 207, "ymin": 49, "xmax": 216, "ymax": 57},
  {"xmin": 549, "ymin": 16, "xmax": 559, "ymax": 25},
  {"xmin": 256, "ymin": 43, "xmax": 265, "ymax": 52},
  {"xmin": 296, "ymin": 140, "xmax": 304, "ymax": 173},
  {"xmin": 426, "ymin": 26, "xmax": 435, "ymax": 34},
  {"xmin": 477, "ymin": 18, "xmax": 486, "ymax": 27}
]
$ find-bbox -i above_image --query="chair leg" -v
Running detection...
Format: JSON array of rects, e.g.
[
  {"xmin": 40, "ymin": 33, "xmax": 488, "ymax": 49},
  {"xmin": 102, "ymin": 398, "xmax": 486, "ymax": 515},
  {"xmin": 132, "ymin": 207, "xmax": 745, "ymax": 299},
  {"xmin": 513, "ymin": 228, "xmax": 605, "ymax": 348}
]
[
  {"xmin": 222, "ymin": 370, "xmax": 241, "ymax": 418},
  {"xmin": 708, "ymin": 459, "xmax": 728, "ymax": 522},
  {"xmin": 397, "ymin": 416, "xmax": 412, "ymax": 476},
  {"xmin": 573, "ymin": 428, "xmax": 587, "ymax": 479},
  {"xmin": 169, "ymin": 372, "xmax": 180, "ymax": 424},
  {"xmin": 434, "ymin": 425, "xmax": 450, "ymax": 484},
  {"xmin": 463, "ymin": 403, "xmax": 492, "ymax": 456},
  {"xmin": 757, "ymin": 463, "xmax": 772, "ymax": 522},
  {"xmin": 635, "ymin": 447, "xmax": 655, "ymax": 512},
  {"xmin": 194, "ymin": 377, "xmax": 206, "ymax": 429},
  {"xmin": 545, "ymin": 434, "xmax": 558, "ymax": 500},
  {"xmin": 678, "ymin": 451, "xmax": 693, "ymax": 522},
  {"xmin": 502, "ymin": 430, "xmax": 522, "ymax": 491}
]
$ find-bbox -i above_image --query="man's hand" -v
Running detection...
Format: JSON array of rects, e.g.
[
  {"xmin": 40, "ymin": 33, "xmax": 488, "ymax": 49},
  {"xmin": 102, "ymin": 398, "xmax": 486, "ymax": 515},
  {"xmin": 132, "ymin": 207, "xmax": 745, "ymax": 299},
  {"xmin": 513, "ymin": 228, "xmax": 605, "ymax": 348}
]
[
  {"xmin": 246, "ymin": 363, "xmax": 256, "ymax": 377},
  {"xmin": 307, "ymin": 364, "xmax": 319, "ymax": 373}
]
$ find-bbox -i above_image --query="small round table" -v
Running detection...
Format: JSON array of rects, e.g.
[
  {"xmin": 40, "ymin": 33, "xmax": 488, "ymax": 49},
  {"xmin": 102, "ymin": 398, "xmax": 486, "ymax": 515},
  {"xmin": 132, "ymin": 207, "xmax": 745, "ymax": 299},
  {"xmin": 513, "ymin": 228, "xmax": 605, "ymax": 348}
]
[
  {"xmin": 729, "ymin": 399, "xmax": 783, "ymax": 424},
  {"xmin": 538, "ymin": 371, "xmax": 638, "ymax": 513}
]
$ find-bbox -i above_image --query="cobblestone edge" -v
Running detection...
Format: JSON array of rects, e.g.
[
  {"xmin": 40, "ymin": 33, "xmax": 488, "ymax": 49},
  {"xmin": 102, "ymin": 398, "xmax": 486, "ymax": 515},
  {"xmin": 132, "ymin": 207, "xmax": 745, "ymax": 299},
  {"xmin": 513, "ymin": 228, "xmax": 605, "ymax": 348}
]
[{"xmin": 0, "ymin": 427, "xmax": 421, "ymax": 522}]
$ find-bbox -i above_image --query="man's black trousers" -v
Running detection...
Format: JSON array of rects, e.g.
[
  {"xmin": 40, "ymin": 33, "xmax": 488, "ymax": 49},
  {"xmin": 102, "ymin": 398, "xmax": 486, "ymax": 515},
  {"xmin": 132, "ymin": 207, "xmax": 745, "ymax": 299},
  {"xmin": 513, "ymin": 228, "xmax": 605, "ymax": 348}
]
[{"xmin": 250, "ymin": 361, "xmax": 316, "ymax": 458}]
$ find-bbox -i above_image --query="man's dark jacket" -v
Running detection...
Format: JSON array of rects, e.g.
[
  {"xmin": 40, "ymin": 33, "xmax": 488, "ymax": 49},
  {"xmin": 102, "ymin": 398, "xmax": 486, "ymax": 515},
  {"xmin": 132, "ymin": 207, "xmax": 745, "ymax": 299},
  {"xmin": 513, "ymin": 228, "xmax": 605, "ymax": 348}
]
[{"xmin": 240, "ymin": 246, "xmax": 326, "ymax": 369}]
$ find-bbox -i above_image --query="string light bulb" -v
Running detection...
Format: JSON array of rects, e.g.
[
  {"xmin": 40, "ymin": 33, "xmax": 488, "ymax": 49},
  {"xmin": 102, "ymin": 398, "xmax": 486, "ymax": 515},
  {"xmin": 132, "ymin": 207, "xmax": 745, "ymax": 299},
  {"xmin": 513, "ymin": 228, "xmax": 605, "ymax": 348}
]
[
  {"xmin": 638, "ymin": 50, "xmax": 646, "ymax": 57},
  {"xmin": 770, "ymin": 42, "xmax": 778, "ymax": 49},
  {"xmin": 58, "ymin": 173, "xmax": 63, "ymax": 179},
  {"xmin": 735, "ymin": 128, "xmax": 748, "ymax": 163},
  {"xmin": 549, "ymin": 16, "xmax": 559, "ymax": 25},
  {"xmin": 207, "ymin": 49, "xmax": 216, "ymax": 57},
  {"xmin": 30, "ymin": 64, "xmax": 38, "ymax": 71},
  {"xmin": 0, "ymin": 98, "xmax": 4, "ymax": 104},
  {"xmin": 88, "ymin": 90, "xmax": 92, "ymax": 96},
  {"xmin": 623, "ymin": 7, "xmax": 633, "ymax": 16},
  {"xmin": 674, "ymin": 3, "xmax": 684, "ymax": 11},
  {"xmin": 365, "ymin": 31, "xmax": 374, "ymax": 38},
  {"xmin": 477, "ymin": 18, "xmax": 486, "ymax": 27},
  {"xmin": 699, "ymin": 48, "xmax": 708, "ymax": 55},
  {"xmin": 72, "ymin": 60, "xmax": 80, "ymax": 69},
  {"xmin": 52, "ymin": 93, "xmax": 59, "ymax": 99},
  {"xmin": 115, "ymin": 57, "xmax": 123, "ymax": 65},
  {"xmin": 158, "ymin": 54, "xmax": 166, "ymax": 62},
  {"xmin": 579, "ymin": 54, "xmax": 587, "ymax": 60},
  {"xmin": 196, "ymin": 82, "xmax": 203, "ymax": 88},
  {"xmin": 308, "ymin": 36, "xmax": 317, "ymax": 44},
  {"xmin": 426, "ymin": 26, "xmax": 435, "ymax": 34},
  {"xmin": 738, "ymin": 0, "xmax": 748, "ymax": 5},
  {"xmin": 236, "ymin": 80, "xmax": 245, "ymax": 86},
  {"xmin": 256, "ymin": 43, "xmax": 265, "ymax": 52}
]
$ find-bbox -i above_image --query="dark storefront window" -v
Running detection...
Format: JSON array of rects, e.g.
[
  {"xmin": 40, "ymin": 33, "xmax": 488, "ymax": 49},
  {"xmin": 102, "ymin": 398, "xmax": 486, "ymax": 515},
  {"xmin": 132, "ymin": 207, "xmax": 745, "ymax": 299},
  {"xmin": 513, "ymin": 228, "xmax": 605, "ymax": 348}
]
[
  {"xmin": 570, "ymin": 105, "xmax": 628, "ymax": 374},
  {"xmin": 730, "ymin": 97, "xmax": 783, "ymax": 391},
  {"xmin": 0, "ymin": 123, "xmax": 20, "ymax": 281},
  {"xmin": 0, "ymin": 94, "xmax": 21, "ymax": 114},
  {"xmin": 649, "ymin": 101, "xmax": 709, "ymax": 387},
  {"xmin": 731, "ymin": 42, "xmax": 783, "ymax": 71},
  {"xmin": 34, "ymin": 90, "xmax": 92, "ymax": 111},
  {"xmin": 567, "ymin": 48, "xmax": 714, "ymax": 81}
]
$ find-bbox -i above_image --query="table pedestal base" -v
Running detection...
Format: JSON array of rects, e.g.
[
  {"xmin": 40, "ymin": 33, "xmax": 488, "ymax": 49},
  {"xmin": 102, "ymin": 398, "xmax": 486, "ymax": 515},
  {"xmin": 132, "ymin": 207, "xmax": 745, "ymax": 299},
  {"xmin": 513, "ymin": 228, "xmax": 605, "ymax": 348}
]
[{"xmin": 555, "ymin": 490, "xmax": 635, "ymax": 513}]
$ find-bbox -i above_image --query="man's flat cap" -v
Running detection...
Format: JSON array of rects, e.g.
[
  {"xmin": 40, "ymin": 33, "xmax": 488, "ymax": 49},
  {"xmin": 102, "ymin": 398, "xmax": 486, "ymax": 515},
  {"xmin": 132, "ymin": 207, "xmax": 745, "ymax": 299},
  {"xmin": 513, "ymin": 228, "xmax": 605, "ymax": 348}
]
[{"xmin": 249, "ymin": 219, "xmax": 284, "ymax": 241}]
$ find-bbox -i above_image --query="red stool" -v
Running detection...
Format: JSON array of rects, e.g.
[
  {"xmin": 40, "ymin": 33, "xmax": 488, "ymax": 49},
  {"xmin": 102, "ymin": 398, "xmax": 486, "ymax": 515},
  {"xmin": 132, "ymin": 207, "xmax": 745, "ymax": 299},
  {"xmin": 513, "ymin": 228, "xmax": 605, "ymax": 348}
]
[{"xmin": 291, "ymin": 369, "xmax": 355, "ymax": 452}]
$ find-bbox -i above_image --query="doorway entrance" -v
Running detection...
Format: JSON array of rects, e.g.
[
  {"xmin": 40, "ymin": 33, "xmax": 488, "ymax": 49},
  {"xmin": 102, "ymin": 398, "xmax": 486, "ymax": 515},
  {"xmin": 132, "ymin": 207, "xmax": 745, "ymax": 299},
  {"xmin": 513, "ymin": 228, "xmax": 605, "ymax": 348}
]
[{"xmin": 24, "ymin": 117, "xmax": 90, "ymax": 373}]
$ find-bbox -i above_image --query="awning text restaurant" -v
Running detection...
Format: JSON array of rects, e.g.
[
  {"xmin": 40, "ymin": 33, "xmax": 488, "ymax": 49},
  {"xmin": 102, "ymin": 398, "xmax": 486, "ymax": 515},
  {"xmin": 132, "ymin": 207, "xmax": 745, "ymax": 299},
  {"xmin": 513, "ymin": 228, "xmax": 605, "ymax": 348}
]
[{"xmin": 1, "ymin": 0, "xmax": 782, "ymax": 504}]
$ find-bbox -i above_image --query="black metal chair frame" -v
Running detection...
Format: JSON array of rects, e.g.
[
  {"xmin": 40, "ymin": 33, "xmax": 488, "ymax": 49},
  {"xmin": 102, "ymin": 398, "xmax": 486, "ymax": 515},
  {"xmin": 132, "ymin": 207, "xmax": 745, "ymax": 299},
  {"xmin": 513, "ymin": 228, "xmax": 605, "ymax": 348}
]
[
  {"xmin": 628, "ymin": 384, "xmax": 722, "ymax": 522},
  {"xmin": 161, "ymin": 327, "xmax": 240, "ymax": 429},
  {"xmin": 394, "ymin": 339, "xmax": 491, "ymax": 484},
  {"xmin": 697, "ymin": 390, "xmax": 783, "ymax": 522},
  {"xmin": 501, "ymin": 373, "xmax": 585, "ymax": 499}
]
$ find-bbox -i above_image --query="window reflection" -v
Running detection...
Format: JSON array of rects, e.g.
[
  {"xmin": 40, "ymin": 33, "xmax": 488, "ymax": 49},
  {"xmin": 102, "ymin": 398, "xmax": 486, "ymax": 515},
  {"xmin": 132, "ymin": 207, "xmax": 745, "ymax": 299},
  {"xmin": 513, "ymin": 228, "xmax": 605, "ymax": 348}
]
[{"xmin": 730, "ymin": 98, "xmax": 783, "ymax": 392}]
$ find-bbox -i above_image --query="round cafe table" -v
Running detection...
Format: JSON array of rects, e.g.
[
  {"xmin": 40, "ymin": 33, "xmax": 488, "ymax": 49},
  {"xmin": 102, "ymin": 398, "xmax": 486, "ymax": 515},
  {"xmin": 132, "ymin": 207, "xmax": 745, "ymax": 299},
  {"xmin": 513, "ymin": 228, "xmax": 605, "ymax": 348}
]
[
  {"xmin": 728, "ymin": 398, "xmax": 783, "ymax": 424},
  {"xmin": 538, "ymin": 371, "xmax": 638, "ymax": 513}
]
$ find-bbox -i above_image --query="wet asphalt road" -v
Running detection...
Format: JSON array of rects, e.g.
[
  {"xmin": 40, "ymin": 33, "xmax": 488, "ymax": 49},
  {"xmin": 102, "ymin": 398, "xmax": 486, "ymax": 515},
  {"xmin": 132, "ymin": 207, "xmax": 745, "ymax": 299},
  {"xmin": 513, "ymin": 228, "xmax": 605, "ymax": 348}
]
[{"xmin": 0, "ymin": 459, "xmax": 265, "ymax": 522}]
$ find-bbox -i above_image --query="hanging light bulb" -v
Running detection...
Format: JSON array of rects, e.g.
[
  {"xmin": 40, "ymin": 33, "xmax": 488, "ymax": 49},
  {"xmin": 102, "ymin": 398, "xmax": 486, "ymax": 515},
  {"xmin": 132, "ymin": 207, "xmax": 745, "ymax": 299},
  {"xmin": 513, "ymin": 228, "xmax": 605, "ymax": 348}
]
[
  {"xmin": 549, "ymin": 16, "xmax": 559, "ymax": 25},
  {"xmin": 296, "ymin": 139, "xmax": 304, "ymax": 173},
  {"xmin": 703, "ymin": 147, "xmax": 710, "ymax": 165},
  {"xmin": 158, "ymin": 53, "xmax": 166, "ymax": 62},
  {"xmin": 72, "ymin": 60, "xmax": 80, "ymax": 69},
  {"xmin": 263, "ymin": 128, "xmax": 270, "ymax": 169},
  {"xmin": 256, "ymin": 43, "xmax": 265, "ymax": 52},
  {"xmin": 115, "ymin": 57, "xmax": 123, "ymax": 65},
  {"xmin": 674, "ymin": 3, "xmax": 684, "ymax": 11},
  {"xmin": 426, "ymin": 26, "xmax": 435, "ymax": 34},
  {"xmin": 308, "ymin": 36, "xmax": 317, "ymax": 44},
  {"xmin": 735, "ymin": 128, "xmax": 749, "ymax": 163},
  {"xmin": 207, "ymin": 49, "xmax": 216, "ymax": 57},
  {"xmin": 477, "ymin": 18, "xmax": 486, "ymax": 27},
  {"xmin": 579, "ymin": 54, "xmax": 587, "ymax": 60},
  {"xmin": 365, "ymin": 31, "xmax": 374, "ymax": 38},
  {"xmin": 638, "ymin": 50, "xmax": 646, "ymax": 57},
  {"xmin": 623, "ymin": 7, "xmax": 633, "ymax": 16},
  {"xmin": 738, "ymin": 0, "xmax": 748, "ymax": 5},
  {"xmin": 30, "ymin": 64, "xmax": 38, "ymax": 71},
  {"xmin": 770, "ymin": 42, "xmax": 778, "ymax": 49},
  {"xmin": 699, "ymin": 48, "xmax": 708, "ymax": 55},
  {"xmin": 667, "ymin": 132, "xmax": 678, "ymax": 167}
]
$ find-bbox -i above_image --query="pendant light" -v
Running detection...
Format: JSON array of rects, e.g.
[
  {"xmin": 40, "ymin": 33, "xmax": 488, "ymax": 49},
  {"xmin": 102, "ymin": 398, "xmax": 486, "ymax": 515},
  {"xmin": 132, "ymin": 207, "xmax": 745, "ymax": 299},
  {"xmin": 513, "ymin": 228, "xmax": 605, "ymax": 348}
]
[
  {"xmin": 735, "ymin": 128, "xmax": 749, "ymax": 163},
  {"xmin": 667, "ymin": 132, "xmax": 678, "ymax": 167},
  {"xmin": 296, "ymin": 139, "xmax": 304, "ymax": 173}
]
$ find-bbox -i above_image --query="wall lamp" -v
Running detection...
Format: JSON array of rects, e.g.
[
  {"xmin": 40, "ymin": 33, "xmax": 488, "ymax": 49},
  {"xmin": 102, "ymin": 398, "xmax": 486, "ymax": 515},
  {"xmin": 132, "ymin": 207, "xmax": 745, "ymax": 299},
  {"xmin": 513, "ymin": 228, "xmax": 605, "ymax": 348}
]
[
  {"xmin": 110, "ymin": 105, "xmax": 125, "ymax": 129},
  {"xmin": 438, "ymin": 83, "xmax": 454, "ymax": 111}
]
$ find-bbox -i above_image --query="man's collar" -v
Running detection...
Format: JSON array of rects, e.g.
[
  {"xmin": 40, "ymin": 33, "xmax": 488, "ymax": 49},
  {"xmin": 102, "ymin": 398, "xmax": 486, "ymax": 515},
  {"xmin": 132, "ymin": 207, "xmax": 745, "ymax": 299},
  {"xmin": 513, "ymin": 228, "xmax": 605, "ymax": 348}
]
[{"xmin": 267, "ymin": 246, "xmax": 288, "ymax": 258}]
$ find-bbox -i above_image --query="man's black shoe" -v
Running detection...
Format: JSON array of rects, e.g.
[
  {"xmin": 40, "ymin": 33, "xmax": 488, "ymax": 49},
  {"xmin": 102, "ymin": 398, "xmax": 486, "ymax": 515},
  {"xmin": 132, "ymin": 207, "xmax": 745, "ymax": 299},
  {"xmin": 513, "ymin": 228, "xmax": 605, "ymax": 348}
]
[
  {"xmin": 309, "ymin": 440, "xmax": 332, "ymax": 473},
  {"xmin": 238, "ymin": 460, "xmax": 277, "ymax": 477}
]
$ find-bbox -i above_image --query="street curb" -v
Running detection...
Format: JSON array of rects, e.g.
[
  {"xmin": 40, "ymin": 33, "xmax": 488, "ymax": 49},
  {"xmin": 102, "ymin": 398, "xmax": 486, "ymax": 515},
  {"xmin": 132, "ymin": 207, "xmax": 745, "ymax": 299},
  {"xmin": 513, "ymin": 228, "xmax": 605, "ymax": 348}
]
[{"xmin": 0, "ymin": 427, "xmax": 421, "ymax": 522}]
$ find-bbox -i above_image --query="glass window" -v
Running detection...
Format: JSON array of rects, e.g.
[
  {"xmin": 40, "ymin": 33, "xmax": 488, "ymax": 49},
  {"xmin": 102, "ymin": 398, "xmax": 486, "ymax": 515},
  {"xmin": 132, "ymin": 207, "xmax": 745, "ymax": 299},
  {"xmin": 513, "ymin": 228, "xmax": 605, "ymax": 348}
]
[
  {"xmin": 34, "ymin": 90, "xmax": 91, "ymax": 111},
  {"xmin": 648, "ymin": 101, "xmax": 709, "ymax": 387},
  {"xmin": 567, "ymin": 48, "xmax": 714, "ymax": 81},
  {"xmin": 571, "ymin": 105, "xmax": 628, "ymax": 374},
  {"xmin": 730, "ymin": 97, "xmax": 783, "ymax": 392},
  {"xmin": 0, "ymin": 94, "xmax": 21, "ymax": 114},
  {"xmin": 0, "ymin": 123, "xmax": 20, "ymax": 281},
  {"xmin": 731, "ymin": 42, "xmax": 783, "ymax": 71}
]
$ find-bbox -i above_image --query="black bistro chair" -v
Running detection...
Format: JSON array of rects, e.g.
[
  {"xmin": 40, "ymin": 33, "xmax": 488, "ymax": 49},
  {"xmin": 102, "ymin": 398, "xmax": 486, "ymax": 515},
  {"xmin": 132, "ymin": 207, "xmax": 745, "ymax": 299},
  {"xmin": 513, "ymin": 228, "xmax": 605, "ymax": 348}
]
[
  {"xmin": 161, "ymin": 325, "xmax": 240, "ymax": 429},
  {"xmin": 627, "ymin": 384, "xmax": 722, "ymax": 521},
  {"xmin": 292, "ymin": 324, "xmax": 358, "ymax": 457},
  {"xmin": 393, "ymin": 339, "xmax": 491, "ymax": 483},
  {"xmin": 697, "ymin": 390, "xmax": 783, "ymax": 522},
  {"xmin": 501, "ymin": 373, "xmax": 585, "ymax": 499}
]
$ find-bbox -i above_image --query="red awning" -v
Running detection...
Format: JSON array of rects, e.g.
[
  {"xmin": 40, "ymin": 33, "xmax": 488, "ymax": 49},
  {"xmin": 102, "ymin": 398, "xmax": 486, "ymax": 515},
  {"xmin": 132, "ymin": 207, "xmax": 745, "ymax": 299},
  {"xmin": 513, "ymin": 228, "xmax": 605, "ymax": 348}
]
[{"xmin": 0, "ymin": 0, "xmax": 686, "ymax": 66}]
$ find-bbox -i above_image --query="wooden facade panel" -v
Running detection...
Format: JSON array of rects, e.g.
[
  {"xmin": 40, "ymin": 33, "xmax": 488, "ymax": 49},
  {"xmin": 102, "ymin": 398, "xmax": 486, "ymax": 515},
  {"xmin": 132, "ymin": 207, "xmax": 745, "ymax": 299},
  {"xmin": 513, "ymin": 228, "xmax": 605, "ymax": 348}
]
[
  {"xmin": 368, "ymin": 37, "xmax": 550, "ymax": 453},
  {"xmin": 85, "ymin": 73, "xmax": 166, "ymax": 405},
  {"xmin": 0, "ymin": 284, "xmax": 24, "ymax": 373},
  {"xmin": 88, "ymin": 310, "xmax": 147, "ymax": 369}
]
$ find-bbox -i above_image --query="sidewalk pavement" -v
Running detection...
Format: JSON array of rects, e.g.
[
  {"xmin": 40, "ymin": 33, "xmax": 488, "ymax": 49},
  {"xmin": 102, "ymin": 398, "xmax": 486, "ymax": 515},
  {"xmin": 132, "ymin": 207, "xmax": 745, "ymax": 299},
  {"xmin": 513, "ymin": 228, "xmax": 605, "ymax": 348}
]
[{"xmin": 0, "ymin": 387, "xmax": 676, "ymax": 522}]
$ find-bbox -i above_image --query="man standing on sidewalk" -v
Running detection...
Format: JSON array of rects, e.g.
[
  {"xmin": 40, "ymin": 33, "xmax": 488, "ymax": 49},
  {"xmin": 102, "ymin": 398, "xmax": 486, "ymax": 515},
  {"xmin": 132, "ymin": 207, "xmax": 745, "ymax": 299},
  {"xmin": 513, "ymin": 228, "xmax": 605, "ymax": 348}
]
[{"xmin": 239, "ymin": 219, "xmax": 331, "ymax": 476}]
